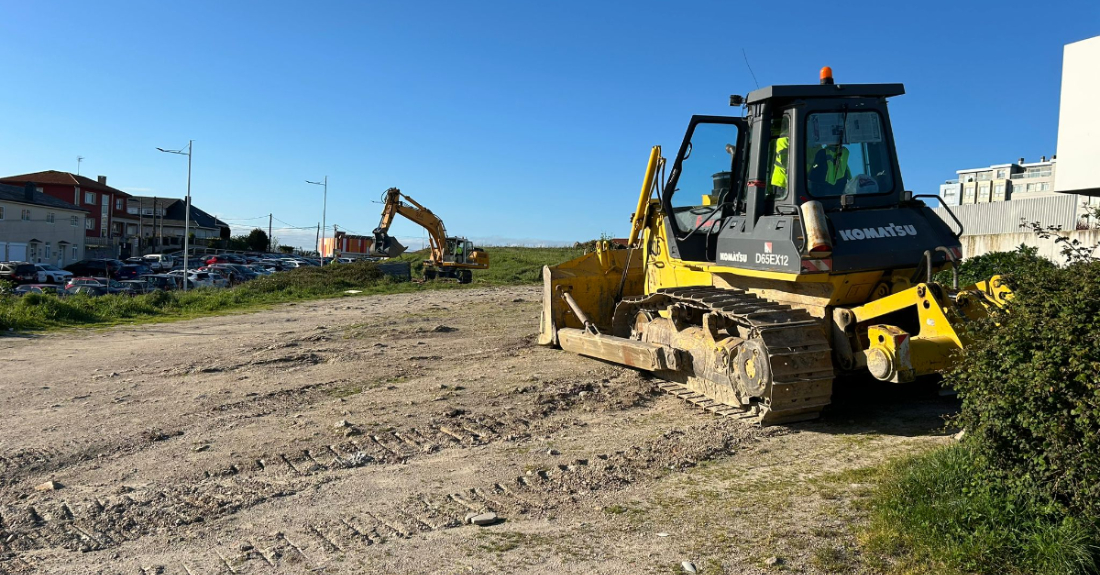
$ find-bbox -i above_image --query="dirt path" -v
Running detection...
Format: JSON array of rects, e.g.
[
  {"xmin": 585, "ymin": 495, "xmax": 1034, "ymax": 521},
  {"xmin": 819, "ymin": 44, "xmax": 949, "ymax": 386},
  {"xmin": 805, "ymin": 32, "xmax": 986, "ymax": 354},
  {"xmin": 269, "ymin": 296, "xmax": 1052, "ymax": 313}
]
[{"xmin": 0, "ymin": 286, "xmax": 953, "ymax": 574}]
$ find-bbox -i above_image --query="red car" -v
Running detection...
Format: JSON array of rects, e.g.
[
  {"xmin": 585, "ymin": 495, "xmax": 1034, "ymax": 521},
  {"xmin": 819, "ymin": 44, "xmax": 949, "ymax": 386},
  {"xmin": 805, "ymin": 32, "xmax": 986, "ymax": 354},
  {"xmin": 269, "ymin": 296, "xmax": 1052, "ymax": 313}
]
[{"xmin": 205, "ymin": 255, "xmax": 234, "ymax": 265}]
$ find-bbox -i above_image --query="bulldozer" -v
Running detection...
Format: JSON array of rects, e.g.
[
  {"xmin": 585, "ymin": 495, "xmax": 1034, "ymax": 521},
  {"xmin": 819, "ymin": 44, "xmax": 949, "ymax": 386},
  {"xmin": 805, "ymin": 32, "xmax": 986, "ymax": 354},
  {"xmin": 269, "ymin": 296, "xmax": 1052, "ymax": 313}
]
[
  {"xmin": 372, "ymin": 187, "xmax": 489, "ymax": 284},
  {"xmin": 538, "ymin": 68, "xmax": 1011, "ymax": 424}
]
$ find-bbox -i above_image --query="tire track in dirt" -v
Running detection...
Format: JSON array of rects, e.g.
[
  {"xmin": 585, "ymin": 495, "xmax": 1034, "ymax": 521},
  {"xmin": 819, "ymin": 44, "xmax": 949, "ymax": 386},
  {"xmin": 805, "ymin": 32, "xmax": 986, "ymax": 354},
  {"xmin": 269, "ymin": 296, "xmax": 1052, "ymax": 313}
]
[
  {"xmin": 0, "ymin": 370, "xmax": 664, "ymax": 568},
  {"xmin": 120, "ymin": 420, "xmax": 777, "ymax": 574}
]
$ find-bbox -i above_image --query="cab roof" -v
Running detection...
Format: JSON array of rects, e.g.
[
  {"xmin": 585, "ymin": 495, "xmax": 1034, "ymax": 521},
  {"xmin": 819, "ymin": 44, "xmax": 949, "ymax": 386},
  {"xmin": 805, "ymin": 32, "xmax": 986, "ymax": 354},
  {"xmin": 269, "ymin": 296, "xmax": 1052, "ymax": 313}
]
[{"xmin": 746, "ymin": 83, "xmax": 905, "ymax": 105}]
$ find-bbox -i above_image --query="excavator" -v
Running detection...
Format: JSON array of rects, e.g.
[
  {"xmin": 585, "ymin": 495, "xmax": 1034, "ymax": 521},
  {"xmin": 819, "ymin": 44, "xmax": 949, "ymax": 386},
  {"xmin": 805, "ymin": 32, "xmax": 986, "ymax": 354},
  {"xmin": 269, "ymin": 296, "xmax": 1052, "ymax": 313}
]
[
  {"xmin": 372, "ymin": 187, "xmax": 489, "ymax": 284},
  {"xmin": 538, "ymin": 68, "xmax": 1011, "ymax": 424}
]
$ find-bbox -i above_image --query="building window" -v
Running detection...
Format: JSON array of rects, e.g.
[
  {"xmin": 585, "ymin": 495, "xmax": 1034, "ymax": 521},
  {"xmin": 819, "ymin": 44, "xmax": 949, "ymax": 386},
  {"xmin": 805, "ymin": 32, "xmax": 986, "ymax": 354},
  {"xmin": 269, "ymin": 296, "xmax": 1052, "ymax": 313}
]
[
  {"xmin": 45, "ymin": 243, "xmax": 51, "ymax": 259},
  {"xmin": 978, "ymin": 183, "xmax": 991, "ymax": 203},
  {"xmin": 46, "ymin": 212, "xmax": 55, "ymax": 223},
  {"xmin": 85, "ymin": 218, "xmax": 95, "ymax": 230},
  {"xmin": 115, "ymin": 198, "xmax": 122, "ymax": 210},
  {"xmin": 993, "ymin": 183, "xmax": 1006, "ymax": 201},
  {"xmin": 21, "ymin": 209, "xmax": 31, "ymax": 221},
  {"xmin": 71, "ymin": 215, "xmax": 78, "ymax": 226},
  {"xmin": 1038, "ymin": 182, "xmax": 1051, "ymax": 191},
  {"xmin": 85, "ymin": 191, "xmax": 96, "ymax": 204},
  {"xmin": 995, "ymin": 169, "xmax": 1007, "ymax": 179},
  {"xmin": 1027, "ymin": 183, "xmax": 1037, "ymax": 193},
  {"xmin": 963, "ymin": 185, "xmax": 976, "ymax": 204},
  {"xmin": 72, "ymin": 246, "xmax": 78, "ymax": 259},
  {"xmin": 977, "ymin": 172, "xmax": 992, "ymax": 181},
  {"xmin": 101, "ymin": 195, "xmax": 109, "ymax": 207}
]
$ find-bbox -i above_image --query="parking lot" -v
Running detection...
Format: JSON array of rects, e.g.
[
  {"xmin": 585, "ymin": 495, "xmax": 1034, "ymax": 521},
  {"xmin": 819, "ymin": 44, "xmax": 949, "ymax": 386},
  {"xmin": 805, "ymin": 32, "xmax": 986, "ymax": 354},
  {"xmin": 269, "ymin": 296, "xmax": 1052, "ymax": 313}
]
[{"xmin": 1, "ymin": 253, "xmax": 360, "ymax": 297}]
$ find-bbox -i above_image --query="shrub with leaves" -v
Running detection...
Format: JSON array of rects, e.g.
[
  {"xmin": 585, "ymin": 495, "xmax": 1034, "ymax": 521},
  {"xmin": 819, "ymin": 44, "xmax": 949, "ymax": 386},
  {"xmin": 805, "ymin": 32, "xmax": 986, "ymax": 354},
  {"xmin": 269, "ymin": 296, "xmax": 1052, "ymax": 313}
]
[
  {"xmin": 947, "ymin": 255, "xmax": 1100, "ymax": 520},
  {"xmin": 935, "ymin": 244, "xmax": 1055, "ymax": 287}
]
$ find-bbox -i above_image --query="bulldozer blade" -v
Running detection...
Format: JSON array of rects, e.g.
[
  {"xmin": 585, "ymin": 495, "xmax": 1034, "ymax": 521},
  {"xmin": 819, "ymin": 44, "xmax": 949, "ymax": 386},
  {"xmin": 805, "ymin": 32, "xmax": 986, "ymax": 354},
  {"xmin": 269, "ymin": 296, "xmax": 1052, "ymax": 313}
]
[
  {"xmin": 372, "ymin": 234, "xmax": 407, "ymax": 258},
  {"xmin": 538, "ymin": 243, "xmax": 645, "ymax": 347}
]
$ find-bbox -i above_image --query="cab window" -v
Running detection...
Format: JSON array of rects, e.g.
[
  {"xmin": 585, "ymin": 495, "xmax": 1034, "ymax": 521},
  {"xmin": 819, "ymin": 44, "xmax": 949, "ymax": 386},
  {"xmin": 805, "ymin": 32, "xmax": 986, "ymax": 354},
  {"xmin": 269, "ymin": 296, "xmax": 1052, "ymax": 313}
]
[
  {"xmin": 805, "ymin": 111, "xmax": 893, "ymax": 197},
  {"xmin": 767, "ymin": 116, "xmax": 791, "ymax": 200},
  {"xmin": 668, "ymin": 122, "xmax": 740, "ymax": 233}
]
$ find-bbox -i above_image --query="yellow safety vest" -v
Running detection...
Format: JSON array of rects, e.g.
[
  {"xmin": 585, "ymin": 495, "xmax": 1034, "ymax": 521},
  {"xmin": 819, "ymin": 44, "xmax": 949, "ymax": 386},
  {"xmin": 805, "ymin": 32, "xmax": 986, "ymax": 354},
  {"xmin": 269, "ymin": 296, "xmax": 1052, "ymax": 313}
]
[
  {"xmin": 770, "ymin": 137, "xmax": 789, "ymax": 191},
  {"xmin": 825, "ymin": 146, "xmax": 850, "ymax": 185}
]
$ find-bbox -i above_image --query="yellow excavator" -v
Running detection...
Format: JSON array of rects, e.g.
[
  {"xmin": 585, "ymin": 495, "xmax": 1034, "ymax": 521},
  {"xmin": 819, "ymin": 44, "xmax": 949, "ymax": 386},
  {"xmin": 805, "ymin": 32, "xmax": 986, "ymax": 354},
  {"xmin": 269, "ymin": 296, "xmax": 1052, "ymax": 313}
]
[
  {"xmin": 372, "ymin": 187, "xmax": 489, "ymax": 284},
  {"xmin": 538, "ymin": 68, "xmax": 1011, "ymax": 424}
]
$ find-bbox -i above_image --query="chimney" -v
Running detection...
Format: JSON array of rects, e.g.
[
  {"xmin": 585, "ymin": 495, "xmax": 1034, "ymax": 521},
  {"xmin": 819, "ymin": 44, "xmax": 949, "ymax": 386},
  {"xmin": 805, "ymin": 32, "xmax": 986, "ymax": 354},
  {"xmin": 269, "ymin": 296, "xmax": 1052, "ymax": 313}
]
[
  {"xmin": 1018, "ymin": 157, "xmax": 1025, "ymax": 165},
  {"xmin": 1041, "ymin": 155, "xmax": 1047, "ymax": 162},
  {"xmin": 23, "ymin": 183, "xmax": 35, "ymax": 202},
  {"xmin": 97, "ymin": 175, "xmax": 106, "ymax": 185}
]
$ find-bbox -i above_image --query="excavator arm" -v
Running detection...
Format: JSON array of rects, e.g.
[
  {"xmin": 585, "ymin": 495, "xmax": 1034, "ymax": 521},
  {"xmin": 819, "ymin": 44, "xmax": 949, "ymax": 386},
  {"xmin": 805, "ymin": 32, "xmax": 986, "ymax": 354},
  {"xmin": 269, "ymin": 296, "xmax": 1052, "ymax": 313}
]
[{"xmin": 372, "ymin": 187, "xmax": 449, "ymax": 263}]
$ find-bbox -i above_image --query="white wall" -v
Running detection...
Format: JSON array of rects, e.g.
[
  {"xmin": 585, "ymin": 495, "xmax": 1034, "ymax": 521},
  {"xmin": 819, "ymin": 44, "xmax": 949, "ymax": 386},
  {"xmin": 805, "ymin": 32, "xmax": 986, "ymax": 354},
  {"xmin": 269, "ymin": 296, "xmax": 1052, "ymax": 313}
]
[
  {"xmin": 1055, "ymin": 36, "xmax": 1100, "ymax": 194},
  {"xmin": 960, "ymin": 229, "xmax": 1100, "ymax": 264}
]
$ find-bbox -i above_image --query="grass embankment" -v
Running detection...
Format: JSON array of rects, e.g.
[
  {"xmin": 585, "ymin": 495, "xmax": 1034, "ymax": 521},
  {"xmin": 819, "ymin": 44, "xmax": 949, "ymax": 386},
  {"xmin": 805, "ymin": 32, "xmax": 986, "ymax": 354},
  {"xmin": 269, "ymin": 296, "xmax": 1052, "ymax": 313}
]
[
  {"xmin": 396, "ymin": 245, "xmax": 585, "ymax": 285},
  {"xmin": 0, "ymin": 247, "xmax": 584, "ymax": 332}
]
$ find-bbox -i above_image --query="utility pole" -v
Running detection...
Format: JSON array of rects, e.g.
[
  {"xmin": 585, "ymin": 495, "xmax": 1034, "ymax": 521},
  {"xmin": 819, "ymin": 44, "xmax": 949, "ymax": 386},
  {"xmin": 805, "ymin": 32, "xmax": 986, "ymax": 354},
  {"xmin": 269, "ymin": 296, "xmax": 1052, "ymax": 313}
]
[
  {"xmin": 305, "ymin": 176, "xmax": 328, "ymax": 265},
  {"xmin": 315, "ymin": 223, "xmax": 320, "ymax": 257},
  {"xmin": 156, "ymin": 140, "xmax": 193, "ymax": 291},
  {"xmin": 333, "ymin": 224, "xmax": 338, "ymax": 259},
  {"xmin": 137, "ymin": 198, "xmax": 143, "ymax": 255},
  {"xmin": 268, "ymin": 213, "xmax": 273, "ymax": 252}
]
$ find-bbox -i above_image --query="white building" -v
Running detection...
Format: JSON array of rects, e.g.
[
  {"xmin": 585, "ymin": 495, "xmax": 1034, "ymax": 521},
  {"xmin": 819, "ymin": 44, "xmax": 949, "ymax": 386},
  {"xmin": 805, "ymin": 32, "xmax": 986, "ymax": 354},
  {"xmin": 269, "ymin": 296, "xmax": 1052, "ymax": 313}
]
[{"xmin": 0, "ymin": 182, "xmax": 88, "ymax": 265}]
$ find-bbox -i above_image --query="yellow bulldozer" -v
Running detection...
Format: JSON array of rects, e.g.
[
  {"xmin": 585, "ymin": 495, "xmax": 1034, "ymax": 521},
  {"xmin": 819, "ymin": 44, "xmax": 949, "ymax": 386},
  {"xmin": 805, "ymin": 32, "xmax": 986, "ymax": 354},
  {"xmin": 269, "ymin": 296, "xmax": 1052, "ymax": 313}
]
[
  {"xmin": 372, "ymin": 187, "xmax": 489, "ymax": 284},
  {"xmin": 539, "ymin": 68, "xmax": 1011, "ymax": 424}
]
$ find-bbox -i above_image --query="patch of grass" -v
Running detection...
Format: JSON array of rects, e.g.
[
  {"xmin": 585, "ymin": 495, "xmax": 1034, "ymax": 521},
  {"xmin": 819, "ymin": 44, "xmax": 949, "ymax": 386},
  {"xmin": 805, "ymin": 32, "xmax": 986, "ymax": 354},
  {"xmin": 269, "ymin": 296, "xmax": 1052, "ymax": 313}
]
[
  {"xmin": 812, "ymin": 545, "xmax": 854, "ymax": 573},
  {"xmin": 396, "ymin": 246, "xmax": 585, "ymax": 285},
  {"xmin": 863, "ymin": 444, "xmax": 1099, "ymax": 575}
]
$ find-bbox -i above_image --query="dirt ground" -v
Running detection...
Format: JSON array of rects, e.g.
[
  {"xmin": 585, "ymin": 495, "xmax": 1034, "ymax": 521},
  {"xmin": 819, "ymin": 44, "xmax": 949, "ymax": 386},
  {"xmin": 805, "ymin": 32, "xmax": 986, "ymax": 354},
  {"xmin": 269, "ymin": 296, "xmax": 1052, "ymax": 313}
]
[{"xmin": 0, "ymin": 286, "xmax": 955, "ymax": 574}]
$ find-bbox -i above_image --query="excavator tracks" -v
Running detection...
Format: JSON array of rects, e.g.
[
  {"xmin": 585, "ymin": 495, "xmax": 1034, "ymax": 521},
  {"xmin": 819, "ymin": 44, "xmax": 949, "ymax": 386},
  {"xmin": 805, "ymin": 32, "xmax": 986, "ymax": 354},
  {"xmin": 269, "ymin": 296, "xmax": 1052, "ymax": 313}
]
[{"xmin": 614, "ymin": 286, "xmax": 835, "ymax": 425}]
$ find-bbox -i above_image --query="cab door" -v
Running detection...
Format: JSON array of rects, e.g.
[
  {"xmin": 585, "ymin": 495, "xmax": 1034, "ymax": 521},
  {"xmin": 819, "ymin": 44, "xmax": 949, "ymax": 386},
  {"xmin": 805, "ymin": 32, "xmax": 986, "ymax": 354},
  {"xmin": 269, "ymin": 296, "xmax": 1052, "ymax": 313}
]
[{"xmin": 660, "ymin": 116, "xmax": 746, "ymax": 263}]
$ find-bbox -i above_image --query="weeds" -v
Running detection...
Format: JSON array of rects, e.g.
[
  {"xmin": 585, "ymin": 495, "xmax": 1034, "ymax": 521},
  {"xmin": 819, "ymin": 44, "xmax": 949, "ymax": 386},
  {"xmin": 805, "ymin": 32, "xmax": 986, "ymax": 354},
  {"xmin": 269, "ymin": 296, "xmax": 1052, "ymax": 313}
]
[{"xmin": 864, "ymin": 444, "xmax": 1098, "ymax": 575}]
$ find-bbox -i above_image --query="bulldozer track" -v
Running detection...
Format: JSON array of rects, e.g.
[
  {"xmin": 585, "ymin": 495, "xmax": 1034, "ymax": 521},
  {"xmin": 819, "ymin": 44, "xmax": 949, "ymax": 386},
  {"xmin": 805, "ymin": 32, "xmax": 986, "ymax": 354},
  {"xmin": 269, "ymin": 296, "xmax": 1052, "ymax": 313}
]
[{"xmin": 616, "ymin": 286, "xmax": 835, "ymax": 425}]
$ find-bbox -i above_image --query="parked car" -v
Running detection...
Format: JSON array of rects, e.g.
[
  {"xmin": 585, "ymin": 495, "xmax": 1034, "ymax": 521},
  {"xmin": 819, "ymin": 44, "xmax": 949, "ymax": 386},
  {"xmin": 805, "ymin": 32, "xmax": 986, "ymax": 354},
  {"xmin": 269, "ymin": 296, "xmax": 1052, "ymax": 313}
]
[
  {"xmin": 14, "ymin": 284, "xmax": 63, "ymax": 297},
  {"xmin": 140, "ymin": 274, "xmax": 184, "ymax": 291},
  {"xmin": 167, "ymin": 270, "xmax": 215, "ymax": 288},
  {"xmin": 65, "ymin": 276, "xmax": 129, "ymax": 295},
  {"xmin": 0, "ymin": 262, "xmax": 39, "ymax": 285},
  {"xmin": 116, "ymin": 264, "xmax": 153, "ymax": 280},
  {"xmin": 33, "ymin": 264, "xmax": 74, "ymax": 284},
  {"xmin": 64, "ymin": 259, "xmax": 126, "ymax": 279},
  {"xmin": 247, "ymin": 264, "xmax": 273, "ymax": 276},
  {"xmin": 120, "ymin": 279, "xmax": 157, "ymax": 294},
  {"xmin": 65, "ymin": 285, "xmax": 108, "ymax": 297},
  {"xmin": 142, "ymin": 254, "xmax": 176, "ymax": 271}
]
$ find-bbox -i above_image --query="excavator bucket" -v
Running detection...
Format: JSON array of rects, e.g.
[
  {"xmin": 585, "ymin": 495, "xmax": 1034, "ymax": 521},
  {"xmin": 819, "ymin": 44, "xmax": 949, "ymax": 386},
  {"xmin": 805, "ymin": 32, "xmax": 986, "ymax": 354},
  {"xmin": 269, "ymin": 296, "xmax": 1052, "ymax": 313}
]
[
  {"xmin": 538, "ymin": 242, "xmax": 645, "ymax": 346},
  {"xmin": 371, "ymin": 234, "xmax": 407, "ymax": 258}
]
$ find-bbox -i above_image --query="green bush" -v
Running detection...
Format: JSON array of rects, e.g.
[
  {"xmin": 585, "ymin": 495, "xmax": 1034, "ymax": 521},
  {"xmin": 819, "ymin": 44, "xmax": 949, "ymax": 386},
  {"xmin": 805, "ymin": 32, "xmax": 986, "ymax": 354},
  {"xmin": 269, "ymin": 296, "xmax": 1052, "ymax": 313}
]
[
  {"xmin": 935, "ymin": 244, "xmax": 1055, "ymax": 287},
  {"xmin": 869, "ymin": 243, "xmax": 1100, "ymax": 573},
  {"xmin": 948, "ymin": 258, "xmax": 1100, "ymax": 521}
]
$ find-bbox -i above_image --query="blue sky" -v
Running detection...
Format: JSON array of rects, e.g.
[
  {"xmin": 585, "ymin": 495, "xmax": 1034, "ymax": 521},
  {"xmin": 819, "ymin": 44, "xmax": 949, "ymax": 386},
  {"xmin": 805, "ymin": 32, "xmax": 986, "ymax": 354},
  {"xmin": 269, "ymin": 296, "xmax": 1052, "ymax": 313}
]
[{"xmin": 2, "ymin": 1, "xmax": 1097, "ymax": 249}]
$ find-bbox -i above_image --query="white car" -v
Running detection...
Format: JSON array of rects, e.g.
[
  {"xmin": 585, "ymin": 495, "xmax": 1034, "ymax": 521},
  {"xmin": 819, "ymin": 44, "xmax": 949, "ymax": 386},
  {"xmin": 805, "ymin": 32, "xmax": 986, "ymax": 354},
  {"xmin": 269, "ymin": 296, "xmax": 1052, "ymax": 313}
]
[
  {"xmin": 167, "ymin": 270, "xmax": 215, "ymax": 288},
  {"xmin": 142, "ymin": 254, "xmax": 176, "ymax": 271},
  {"xmin": 35, "ymin": 264, "xmax": 74, "ymax": 284}
]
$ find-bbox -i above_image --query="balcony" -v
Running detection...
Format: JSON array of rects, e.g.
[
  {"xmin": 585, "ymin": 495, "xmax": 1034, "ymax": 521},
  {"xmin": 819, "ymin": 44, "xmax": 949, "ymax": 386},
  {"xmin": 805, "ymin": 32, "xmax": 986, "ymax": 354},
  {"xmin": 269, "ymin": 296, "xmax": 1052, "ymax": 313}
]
[{"xmin": 1010, "ymin": 170, "xmax": 1053, "ymax": 180}]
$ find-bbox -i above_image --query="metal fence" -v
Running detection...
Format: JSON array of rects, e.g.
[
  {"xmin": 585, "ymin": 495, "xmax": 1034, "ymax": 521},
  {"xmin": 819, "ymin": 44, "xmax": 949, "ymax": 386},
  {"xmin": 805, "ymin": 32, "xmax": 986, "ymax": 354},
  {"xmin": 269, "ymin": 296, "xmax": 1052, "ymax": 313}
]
[{"xmin": 931, "ymin": 194, "xmax": 1080, "ymax": 236}]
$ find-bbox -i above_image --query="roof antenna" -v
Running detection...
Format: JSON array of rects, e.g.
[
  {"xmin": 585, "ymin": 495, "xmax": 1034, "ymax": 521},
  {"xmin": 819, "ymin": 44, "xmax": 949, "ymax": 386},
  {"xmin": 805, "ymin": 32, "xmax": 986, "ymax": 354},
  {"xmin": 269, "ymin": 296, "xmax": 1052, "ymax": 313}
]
[
  {"xmin": 77, "ymin": 156, "xmax": 84, "ymax": 175},
  {"xmin": 741, "ymin": 48, "xmax": 760, "ymax": 89}
]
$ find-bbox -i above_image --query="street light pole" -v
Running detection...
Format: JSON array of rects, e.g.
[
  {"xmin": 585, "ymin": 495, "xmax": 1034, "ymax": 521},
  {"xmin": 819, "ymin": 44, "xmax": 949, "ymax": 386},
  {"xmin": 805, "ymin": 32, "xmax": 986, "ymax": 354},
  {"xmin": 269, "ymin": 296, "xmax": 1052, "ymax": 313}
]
[
  {"xmin": 157, "ymin": 140, "xmax": 193, "ymax": 290},
  {"xmin": 306, "ymin": 176, "xmax": 328, "ymax": 265}
]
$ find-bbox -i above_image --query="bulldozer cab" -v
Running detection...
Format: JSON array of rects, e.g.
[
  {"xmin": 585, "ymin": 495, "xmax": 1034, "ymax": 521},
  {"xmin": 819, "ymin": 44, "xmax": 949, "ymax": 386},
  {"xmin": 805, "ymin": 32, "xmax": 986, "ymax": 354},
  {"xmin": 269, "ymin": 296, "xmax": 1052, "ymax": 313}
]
[{"xmin": 661, "ymin": 80, "xmax": 959, "ymax": 276}]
